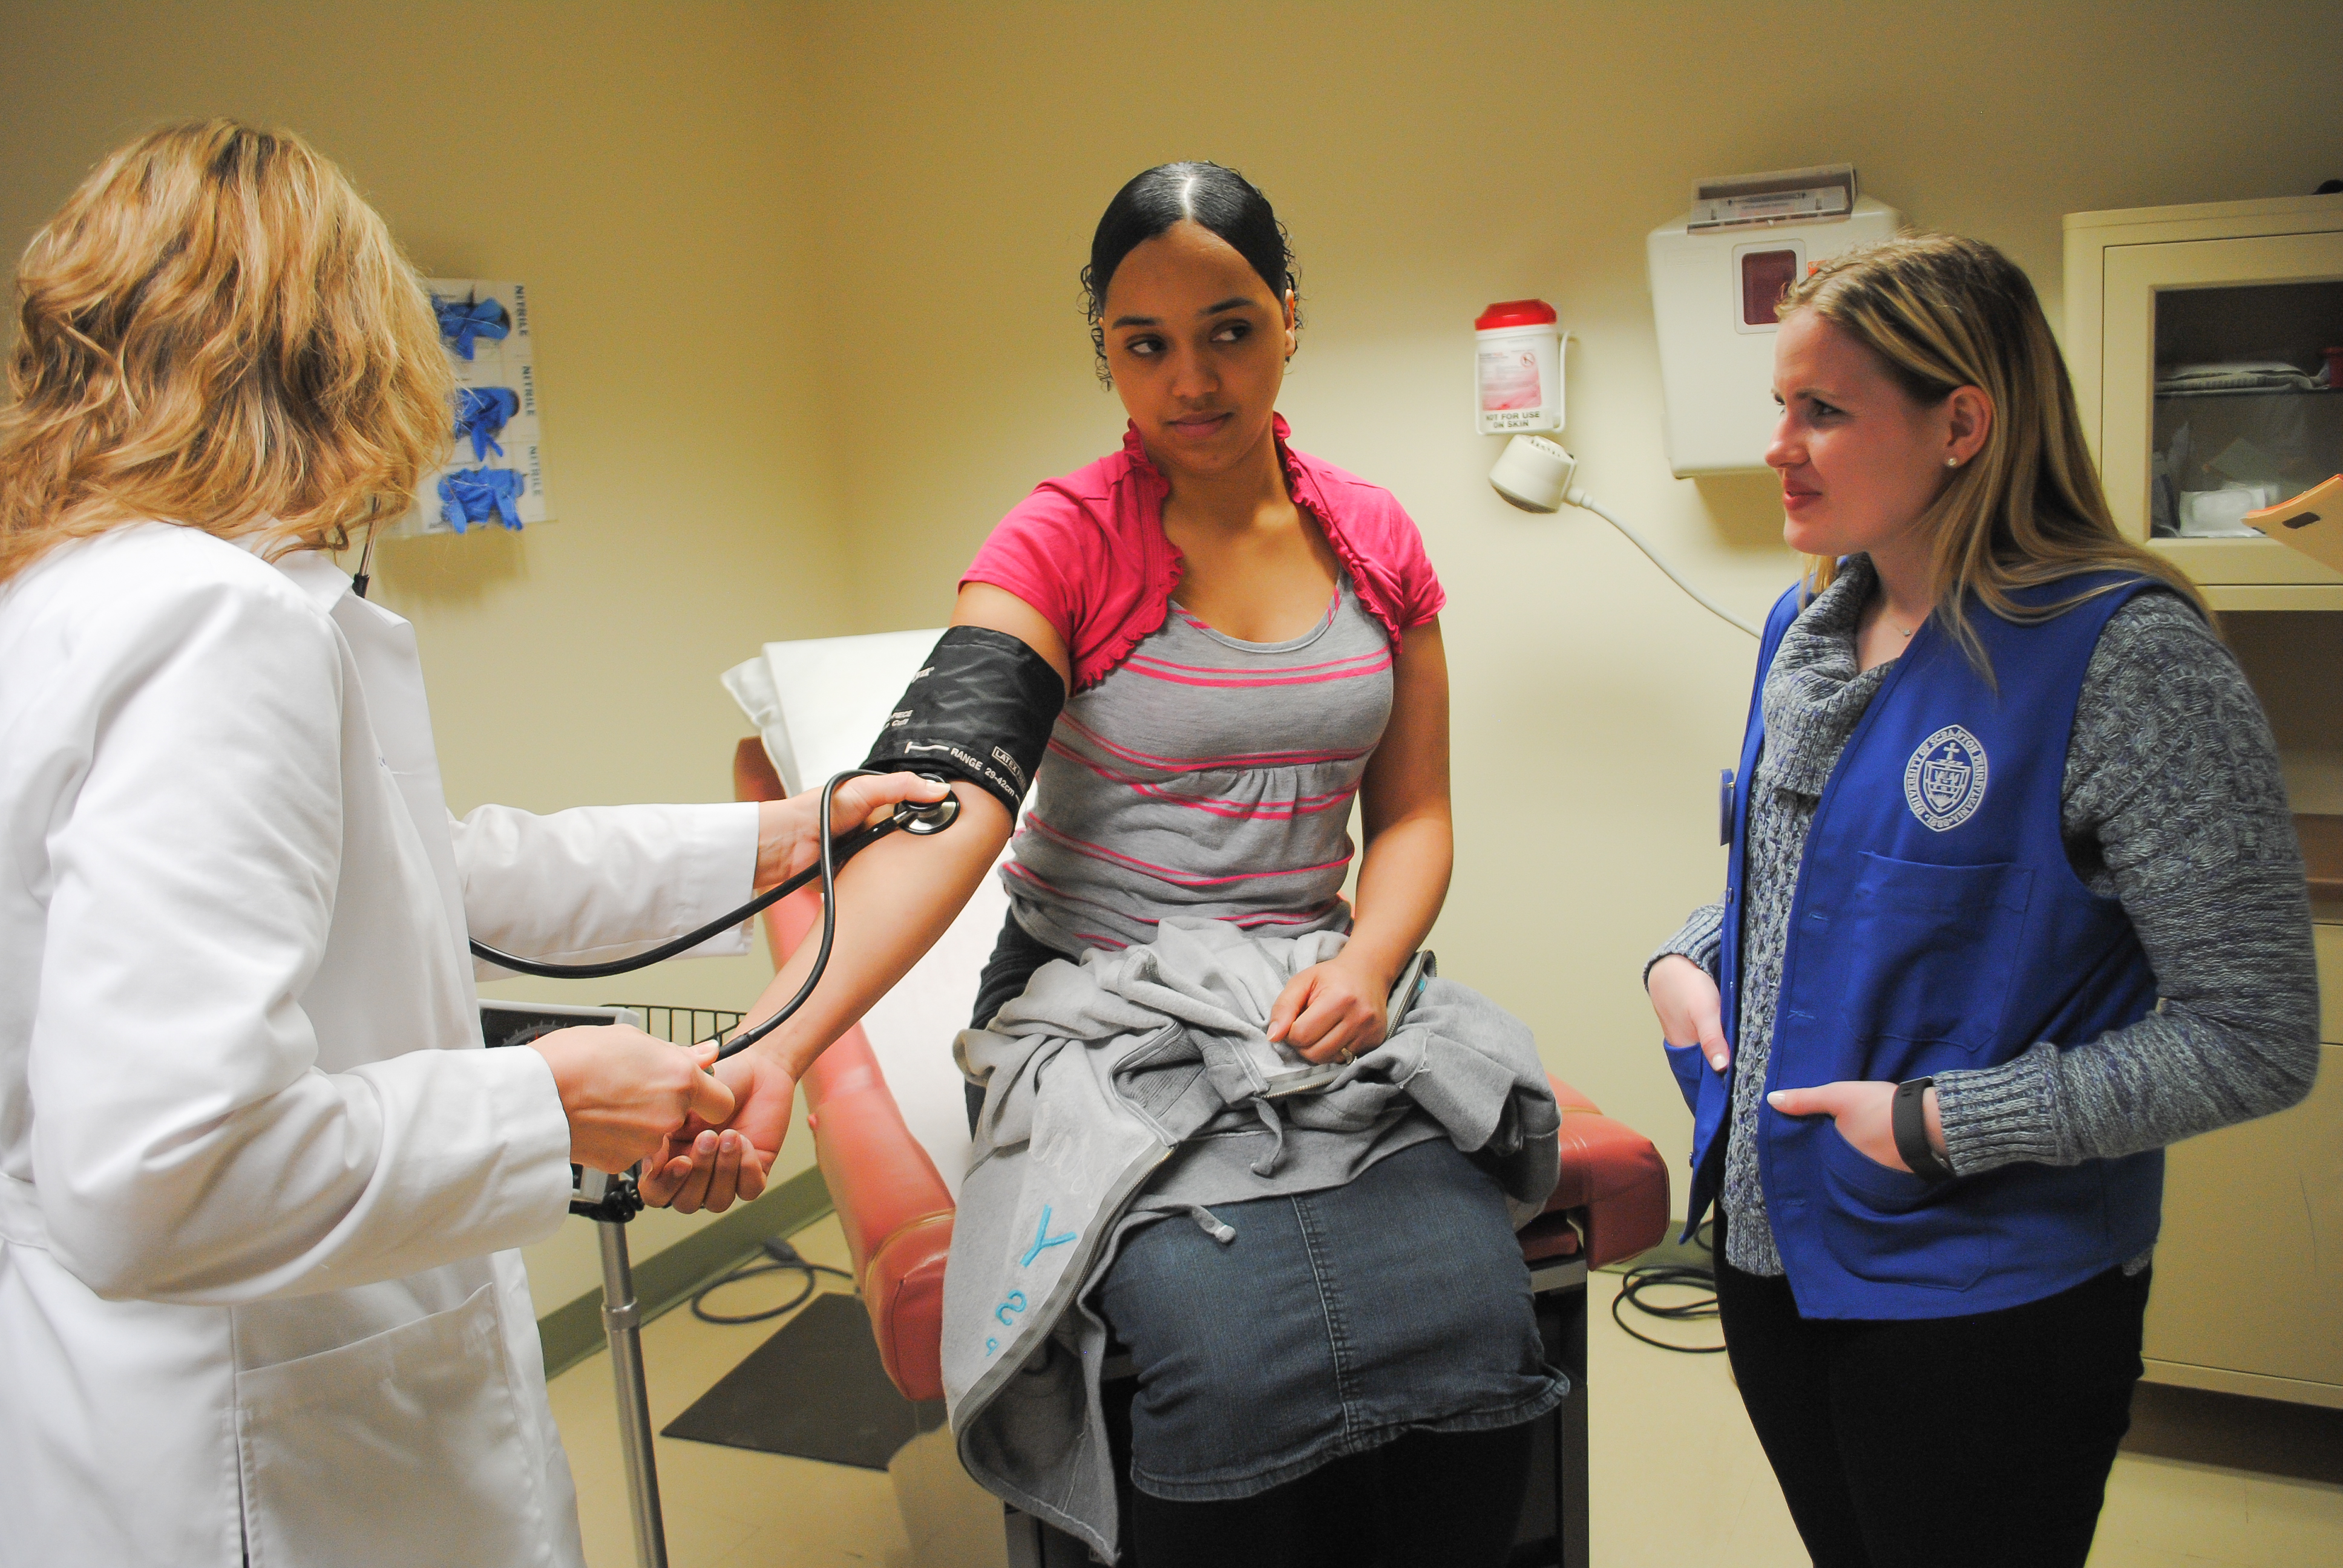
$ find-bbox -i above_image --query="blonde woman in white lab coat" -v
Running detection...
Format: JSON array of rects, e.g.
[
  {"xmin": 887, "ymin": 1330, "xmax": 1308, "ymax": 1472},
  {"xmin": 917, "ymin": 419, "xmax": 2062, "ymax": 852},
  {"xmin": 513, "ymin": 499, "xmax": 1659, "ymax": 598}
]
[{"xmin": 0, "ymin": 121, "xmax": 945, "ymax": 1567}]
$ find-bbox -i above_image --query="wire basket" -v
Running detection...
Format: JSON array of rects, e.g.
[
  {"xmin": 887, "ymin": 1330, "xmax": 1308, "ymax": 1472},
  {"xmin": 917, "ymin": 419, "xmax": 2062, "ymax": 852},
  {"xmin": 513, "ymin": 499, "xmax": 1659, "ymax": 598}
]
[{"xmin": 610, "ymin": 1004, "xmax": 744, "ymax": 1048}]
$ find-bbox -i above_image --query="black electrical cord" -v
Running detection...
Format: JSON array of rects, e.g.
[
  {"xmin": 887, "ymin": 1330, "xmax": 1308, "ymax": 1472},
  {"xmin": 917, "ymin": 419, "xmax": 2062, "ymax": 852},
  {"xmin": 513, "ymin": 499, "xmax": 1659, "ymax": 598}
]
[
  {"xmin": 1610, "ymin": 1218, "xmax": 1727, "ymax": 1354},
  {"xmin": 465, "ymin": 769, "xmax": 958, "ymax": 1060},
  {"xmin": 689, "ymin": 1235, "xmax": 852, "ymax": 1325}
]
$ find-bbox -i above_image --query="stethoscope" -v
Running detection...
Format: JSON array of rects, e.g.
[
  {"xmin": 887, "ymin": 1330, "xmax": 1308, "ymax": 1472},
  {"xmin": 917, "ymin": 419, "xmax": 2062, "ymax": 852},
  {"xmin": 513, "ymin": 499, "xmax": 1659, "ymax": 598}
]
[
  {"xmin": 346, "ymin": 564, "xmax": 962, "ymax": 1062},
  {"xmin": 467, "ymin": 771, "xmax": 960, "ymax": 1060}
]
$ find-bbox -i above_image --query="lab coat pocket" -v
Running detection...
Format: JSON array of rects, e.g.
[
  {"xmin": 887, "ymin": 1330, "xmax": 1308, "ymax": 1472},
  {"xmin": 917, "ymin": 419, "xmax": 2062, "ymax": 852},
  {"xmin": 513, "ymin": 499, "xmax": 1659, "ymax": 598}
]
[
  {"xmin": 235, "ymin": 1281, "xmax": 549, "ymax": 1568},
  {"xmin": 1815, "ymin": 1122, "xmax": 1992, "ymax": 1290},
  {"xmin": 1837, "ymin": 854, "xmax": 2034, "ymax": 1064}
]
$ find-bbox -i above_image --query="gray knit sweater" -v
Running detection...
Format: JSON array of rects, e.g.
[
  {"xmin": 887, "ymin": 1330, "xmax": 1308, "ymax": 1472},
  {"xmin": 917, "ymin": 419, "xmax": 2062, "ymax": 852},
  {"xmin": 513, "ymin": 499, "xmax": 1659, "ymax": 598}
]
[{"xmin": 1650, "ymin": 557, "xmax": 2321, "ymax": 1278}]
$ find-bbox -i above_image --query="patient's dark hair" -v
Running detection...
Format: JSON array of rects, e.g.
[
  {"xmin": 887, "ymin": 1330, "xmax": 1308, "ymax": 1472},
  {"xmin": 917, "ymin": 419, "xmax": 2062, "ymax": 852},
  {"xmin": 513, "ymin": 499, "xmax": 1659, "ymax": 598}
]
[{"xmin": 1081, "ymin": 162, "xmax": 1297, "ymax": 382}]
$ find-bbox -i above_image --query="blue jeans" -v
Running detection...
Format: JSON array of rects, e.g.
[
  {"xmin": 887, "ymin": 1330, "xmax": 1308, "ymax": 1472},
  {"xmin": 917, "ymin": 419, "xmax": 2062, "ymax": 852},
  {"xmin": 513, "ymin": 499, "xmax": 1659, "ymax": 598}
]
[{"xmin": 1098, "ymin": 1138, "xmax": 1565, "ymax": 1500}]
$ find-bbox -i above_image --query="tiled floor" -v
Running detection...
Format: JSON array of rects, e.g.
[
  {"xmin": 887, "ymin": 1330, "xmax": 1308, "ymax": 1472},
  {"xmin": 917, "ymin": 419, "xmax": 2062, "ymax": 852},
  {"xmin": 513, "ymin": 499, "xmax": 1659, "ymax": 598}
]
[{"xmin": 547, "ymin": 1218, "xmax": 2343, "ymax": 1566}]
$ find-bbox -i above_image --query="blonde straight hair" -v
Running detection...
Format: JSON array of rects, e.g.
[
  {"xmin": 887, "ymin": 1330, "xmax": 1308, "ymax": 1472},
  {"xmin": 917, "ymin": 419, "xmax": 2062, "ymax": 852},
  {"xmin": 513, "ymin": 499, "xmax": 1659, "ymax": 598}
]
[
  {"xmin": 0, "ymin": 120, "xmax": 451, "ymax": 586},
  {"xmin": 1781, "ymin": 234, "xmax": 2207, "ymax": 667}
]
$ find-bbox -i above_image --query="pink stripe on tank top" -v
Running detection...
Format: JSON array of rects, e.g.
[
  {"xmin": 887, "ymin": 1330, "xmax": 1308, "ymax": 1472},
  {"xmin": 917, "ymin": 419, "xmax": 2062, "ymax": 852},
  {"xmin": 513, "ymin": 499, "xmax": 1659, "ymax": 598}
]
[
  {"xmin": 1001, "ymin": 575, "xmax": 1393, "ymax": 955},
  {"xmin": 1041, "ymin": 740, "xmax": 1360, "ymax": 822}
]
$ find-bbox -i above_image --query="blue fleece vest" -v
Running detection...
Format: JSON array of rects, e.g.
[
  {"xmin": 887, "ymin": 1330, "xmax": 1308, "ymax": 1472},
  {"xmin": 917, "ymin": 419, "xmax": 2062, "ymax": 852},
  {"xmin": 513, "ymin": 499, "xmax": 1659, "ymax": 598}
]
[{"xmin": 1670, "ymin": 573, "xmax": 2166, "ymax": 1320}]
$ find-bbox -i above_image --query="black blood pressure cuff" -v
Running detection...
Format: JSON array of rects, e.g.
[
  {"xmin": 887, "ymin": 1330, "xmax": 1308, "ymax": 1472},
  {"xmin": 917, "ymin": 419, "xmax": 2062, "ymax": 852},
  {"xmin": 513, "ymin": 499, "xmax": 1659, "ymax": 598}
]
[{"xmin": 862, "ymin": 626, "xmax": 1064, "ymax": 817}]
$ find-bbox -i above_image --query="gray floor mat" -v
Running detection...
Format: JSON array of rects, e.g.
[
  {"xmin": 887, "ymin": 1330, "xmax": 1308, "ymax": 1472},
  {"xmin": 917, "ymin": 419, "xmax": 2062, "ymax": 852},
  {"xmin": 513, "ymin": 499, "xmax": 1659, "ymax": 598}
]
[{"xmin": 660, "ymin": 1292, "xmax": 945, "ymax": 1469}]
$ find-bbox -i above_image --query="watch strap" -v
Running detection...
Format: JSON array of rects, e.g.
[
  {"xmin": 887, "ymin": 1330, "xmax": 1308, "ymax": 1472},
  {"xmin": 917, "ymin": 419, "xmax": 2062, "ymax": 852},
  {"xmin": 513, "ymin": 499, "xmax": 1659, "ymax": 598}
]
[{"xmin": 1893, "ymin": 1077, "xmax": 1955, "ymax": 1183}]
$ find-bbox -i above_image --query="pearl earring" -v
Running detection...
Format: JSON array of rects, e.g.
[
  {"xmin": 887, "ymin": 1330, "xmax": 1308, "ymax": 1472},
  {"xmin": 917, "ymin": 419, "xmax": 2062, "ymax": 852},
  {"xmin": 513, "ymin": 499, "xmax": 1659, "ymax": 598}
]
[{"xmin": 1945, "ymin": 457, "xmax": 1960, "ymax": 468}]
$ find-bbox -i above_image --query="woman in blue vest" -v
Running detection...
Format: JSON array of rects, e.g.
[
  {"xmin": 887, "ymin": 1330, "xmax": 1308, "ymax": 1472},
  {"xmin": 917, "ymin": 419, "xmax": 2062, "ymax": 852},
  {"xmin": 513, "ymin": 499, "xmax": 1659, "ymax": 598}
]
[{"xmin": 1645, "ymin": 234, "xmax": 2319, "ymax": 1568}]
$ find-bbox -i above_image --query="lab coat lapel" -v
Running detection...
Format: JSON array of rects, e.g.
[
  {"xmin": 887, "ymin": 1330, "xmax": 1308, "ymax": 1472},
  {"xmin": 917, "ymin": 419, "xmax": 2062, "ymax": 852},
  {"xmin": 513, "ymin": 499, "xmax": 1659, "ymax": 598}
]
[{"xmin": 271, "ymin": 552, "xmax": 476, "ymax": 991}]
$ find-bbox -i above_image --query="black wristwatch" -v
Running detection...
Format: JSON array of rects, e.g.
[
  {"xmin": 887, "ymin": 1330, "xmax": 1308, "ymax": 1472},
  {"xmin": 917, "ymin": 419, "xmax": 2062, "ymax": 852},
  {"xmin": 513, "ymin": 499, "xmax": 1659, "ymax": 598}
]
[{"xmin": 1893, "ymin": 1078, "xmax": 1956, "ymax": 1184}]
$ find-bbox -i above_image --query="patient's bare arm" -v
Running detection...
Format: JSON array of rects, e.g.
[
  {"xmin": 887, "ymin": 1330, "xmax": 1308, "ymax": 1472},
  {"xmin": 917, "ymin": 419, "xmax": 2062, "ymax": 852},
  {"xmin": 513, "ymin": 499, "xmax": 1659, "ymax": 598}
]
[{"xmin": 643, "ymin": 584, "xmax": 1069, "ymax": 1212}]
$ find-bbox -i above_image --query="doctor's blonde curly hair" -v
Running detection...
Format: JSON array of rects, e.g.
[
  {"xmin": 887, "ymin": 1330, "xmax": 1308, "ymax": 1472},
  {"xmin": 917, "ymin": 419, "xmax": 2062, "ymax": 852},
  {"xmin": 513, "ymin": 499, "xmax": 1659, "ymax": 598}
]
[{"xmin": 0, "ymin": 119, "xmax": 451, "ymax": 586}]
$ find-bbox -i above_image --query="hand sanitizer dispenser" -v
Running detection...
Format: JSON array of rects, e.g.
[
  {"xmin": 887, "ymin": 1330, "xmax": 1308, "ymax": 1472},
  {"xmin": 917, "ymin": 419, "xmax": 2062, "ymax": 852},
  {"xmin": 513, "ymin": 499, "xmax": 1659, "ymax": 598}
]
[{"xmin": 1647, "ymin": 165, "xmax": 1901, "ymax": 477}]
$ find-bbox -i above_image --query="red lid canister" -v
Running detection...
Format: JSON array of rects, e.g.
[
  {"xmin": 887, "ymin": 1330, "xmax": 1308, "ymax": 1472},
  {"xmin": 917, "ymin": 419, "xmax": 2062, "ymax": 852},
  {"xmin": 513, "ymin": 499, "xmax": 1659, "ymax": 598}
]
[{"xmin": 1475, "ymin": 299, "xmax": 1558, "ymax": 331}]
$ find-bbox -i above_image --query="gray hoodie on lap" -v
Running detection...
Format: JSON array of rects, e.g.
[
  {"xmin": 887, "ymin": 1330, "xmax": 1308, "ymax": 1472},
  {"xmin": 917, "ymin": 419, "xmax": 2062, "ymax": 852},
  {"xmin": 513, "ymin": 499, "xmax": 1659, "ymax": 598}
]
[{"xmin": 943, "ymin": 918, "xmax": 1558, "ymax": 1560}]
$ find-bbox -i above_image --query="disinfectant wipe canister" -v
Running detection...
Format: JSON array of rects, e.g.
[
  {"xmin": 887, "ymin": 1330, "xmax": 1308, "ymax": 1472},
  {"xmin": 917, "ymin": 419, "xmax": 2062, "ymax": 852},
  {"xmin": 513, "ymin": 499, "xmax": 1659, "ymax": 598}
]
[{"xmin": 1475, "ymin": 299, "xmax": 1562, "ymax": 435}]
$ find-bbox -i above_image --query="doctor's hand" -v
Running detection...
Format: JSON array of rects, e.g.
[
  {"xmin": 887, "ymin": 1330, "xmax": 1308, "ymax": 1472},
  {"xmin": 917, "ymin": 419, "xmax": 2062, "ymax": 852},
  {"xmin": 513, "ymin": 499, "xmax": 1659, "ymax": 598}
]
[
  {"xmin": 637, "ymin": 1048, "xmax": 793, "ymax": 1214},
  {"xmin": 755, "ymin": 774, "xmax": 952, "ymax": 890},
  {"xmin": 526, "ymin": 1028, "xmax": 736, "ymax": 1174},
  {"xmin": 1270, "ymin": 953, "xmax": 1392, "ymax": 1065},
  {"xmin": 1649, "ymin": 955, "xmax": 1729, "ymax": 1072},
  {"xmin": 1766, "ymin": 1080, "xmax": 1945, "ymax": 1173}
]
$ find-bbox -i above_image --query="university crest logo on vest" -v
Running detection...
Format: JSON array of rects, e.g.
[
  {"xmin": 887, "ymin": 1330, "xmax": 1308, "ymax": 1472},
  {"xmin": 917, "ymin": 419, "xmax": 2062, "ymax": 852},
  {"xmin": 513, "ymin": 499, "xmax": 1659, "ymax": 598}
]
[{"xmin": 1903, "ymin": 724, "xmax": 1987, "ymax": 831}]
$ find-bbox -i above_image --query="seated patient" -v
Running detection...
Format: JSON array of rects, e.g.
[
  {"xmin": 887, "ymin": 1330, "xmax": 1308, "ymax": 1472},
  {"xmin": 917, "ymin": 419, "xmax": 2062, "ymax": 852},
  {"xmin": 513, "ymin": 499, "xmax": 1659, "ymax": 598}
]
[{"xmin": 667, "ymin": 163, "xmax": 1563, "ymax": 1568}]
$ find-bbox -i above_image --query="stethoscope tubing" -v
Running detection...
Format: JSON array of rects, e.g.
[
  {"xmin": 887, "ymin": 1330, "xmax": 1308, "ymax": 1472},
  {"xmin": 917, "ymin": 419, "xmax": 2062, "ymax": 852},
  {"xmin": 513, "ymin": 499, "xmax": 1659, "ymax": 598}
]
[{"xmin": 465, "ymin": 769, "xmax": 956, "ymax": 1061}]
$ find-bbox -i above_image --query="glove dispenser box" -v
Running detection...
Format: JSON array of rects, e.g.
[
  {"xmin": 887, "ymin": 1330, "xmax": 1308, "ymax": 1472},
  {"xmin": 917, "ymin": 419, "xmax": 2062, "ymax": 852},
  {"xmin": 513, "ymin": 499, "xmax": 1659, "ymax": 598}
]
[{"xmin": 1647, "ymin": 194, "xmax": 1902, "ymax": 477}]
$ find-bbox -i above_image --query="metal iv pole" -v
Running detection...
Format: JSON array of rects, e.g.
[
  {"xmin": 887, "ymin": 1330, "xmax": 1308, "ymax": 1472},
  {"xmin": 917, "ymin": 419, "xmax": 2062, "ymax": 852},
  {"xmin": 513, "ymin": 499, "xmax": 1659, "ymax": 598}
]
[
  {"xmin": 577, "ymin": 1168, "xmax": 669, "ymax": 1568},
  {"xmin": 480, "ymin": 1001, "xmax": 689, "ymax": 1568}
]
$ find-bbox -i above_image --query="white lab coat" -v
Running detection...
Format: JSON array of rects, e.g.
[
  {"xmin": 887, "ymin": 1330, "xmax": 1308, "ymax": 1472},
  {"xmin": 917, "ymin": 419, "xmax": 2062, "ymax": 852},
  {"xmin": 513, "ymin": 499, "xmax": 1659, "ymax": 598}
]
[{"xmin": 0, "ymin": 524, "xmax": 759, "ymax": 1567}]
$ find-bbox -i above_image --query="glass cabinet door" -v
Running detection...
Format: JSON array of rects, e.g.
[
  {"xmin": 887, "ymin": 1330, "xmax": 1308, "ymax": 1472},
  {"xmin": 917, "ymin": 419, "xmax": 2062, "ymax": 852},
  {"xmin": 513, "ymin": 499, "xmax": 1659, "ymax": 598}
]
[{"xmin": 2102, "ymin": 229, "xmax": 2343, "ymax": 587}]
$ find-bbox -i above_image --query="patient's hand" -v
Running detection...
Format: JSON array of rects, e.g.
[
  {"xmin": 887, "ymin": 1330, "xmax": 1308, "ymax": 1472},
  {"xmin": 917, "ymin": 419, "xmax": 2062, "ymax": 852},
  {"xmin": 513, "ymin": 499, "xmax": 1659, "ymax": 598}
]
[
  {"xmin": 1270, "ymin": 953, "xmax": 1391, "ymax": 1064},
  {"xmin": 639, "ymin": 1126, "xmax": 767, "ymax": 1213},
  {"xmin": 755, "ymin": 774, "xmax": 951, "ymax": 889},
  {"xmin": 637, "ymin": 1048, "xmax": 795, "ymax": 1213}
]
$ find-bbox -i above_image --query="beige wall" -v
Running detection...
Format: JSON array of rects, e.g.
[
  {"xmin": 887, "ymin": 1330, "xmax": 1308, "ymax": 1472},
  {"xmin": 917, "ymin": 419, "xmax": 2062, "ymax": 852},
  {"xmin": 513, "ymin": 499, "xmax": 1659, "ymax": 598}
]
[
  {"xmin": 4, "ymin": 0, "xmax": 2339, "ymax": 1296},
  {"xmin": 0, "ymin": 1, "xmax": 848, "ymax": 1304},
  {"xmin": 793, "ymin": 0, "xmax": 2343, "ymax": 1164}
]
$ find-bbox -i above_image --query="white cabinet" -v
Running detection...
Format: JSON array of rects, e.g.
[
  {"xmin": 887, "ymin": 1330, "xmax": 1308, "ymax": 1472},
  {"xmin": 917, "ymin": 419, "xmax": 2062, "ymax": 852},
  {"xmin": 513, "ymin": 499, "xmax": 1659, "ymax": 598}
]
[
  {"xmin": 2066, "ymin": 197, "xmax": 2343, "ymax": 1408},
  {"xmin": 2065, "ymin": 194, "xmax": 2343, "ymax": 612},
  {"xmin": 2134, "ymin": 611, "xmax": 2343, "ymax": 1409},
  {"xmin": 2143, "ymin": 1036, "xmax": 2343, "ymax": 1408}
]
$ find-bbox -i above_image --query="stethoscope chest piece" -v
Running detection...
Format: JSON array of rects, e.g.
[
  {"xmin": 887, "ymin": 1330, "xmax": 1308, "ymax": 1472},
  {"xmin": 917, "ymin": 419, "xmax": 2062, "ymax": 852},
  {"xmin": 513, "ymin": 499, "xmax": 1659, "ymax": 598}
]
[{"xmin": 900, "ymin": 790, "xmax": 960, "ymax": 835}]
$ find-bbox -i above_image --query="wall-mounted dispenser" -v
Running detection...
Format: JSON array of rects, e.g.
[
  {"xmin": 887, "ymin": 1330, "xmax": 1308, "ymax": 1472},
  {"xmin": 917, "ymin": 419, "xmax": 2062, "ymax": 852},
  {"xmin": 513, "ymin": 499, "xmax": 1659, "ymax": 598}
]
[
  {"xmin": 1475, "ymin": 299, "xmax": 1565, "ymax": 435},
  {"xmin": 1647, "ymin": 165, "xmax": 1901, "ymax": 477}
]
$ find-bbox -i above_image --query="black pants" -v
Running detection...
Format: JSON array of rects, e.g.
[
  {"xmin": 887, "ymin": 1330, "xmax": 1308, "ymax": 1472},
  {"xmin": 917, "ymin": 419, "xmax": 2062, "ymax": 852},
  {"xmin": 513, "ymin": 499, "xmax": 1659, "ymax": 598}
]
[
  {"xmin": 1129, "ymin": 1420, "xmax": 1535, "ymax": 1568},
  {"xmin": 964, "ymin": 909, "xmax": 1067, "ymax": 1128},
  {"xmin": 1715, "ymin": 1220, "xmax": 2149, "ymax": 1568}
]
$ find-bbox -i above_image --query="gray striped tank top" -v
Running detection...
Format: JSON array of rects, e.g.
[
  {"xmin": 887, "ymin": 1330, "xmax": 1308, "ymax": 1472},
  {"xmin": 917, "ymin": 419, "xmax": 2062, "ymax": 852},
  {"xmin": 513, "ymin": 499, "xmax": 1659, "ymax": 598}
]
[{"xmin": 1003, "ymin": 575, "xmax": 1394, "ymax": 955}]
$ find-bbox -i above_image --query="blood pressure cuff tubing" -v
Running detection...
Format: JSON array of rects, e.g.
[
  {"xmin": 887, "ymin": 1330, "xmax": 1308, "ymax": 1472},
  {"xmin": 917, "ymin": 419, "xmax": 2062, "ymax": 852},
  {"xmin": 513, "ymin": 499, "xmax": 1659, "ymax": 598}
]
[{"xmin": 862, "ymin": 626, "xmax": 1064, "ymax": 817}]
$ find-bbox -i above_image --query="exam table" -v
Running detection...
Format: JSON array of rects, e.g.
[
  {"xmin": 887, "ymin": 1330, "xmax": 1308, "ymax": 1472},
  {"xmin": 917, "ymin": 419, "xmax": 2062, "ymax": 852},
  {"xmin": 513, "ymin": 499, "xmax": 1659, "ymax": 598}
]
[{"xmin": 731, "ymin": 730, "xmax": 1670, "ymax": 1568}]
